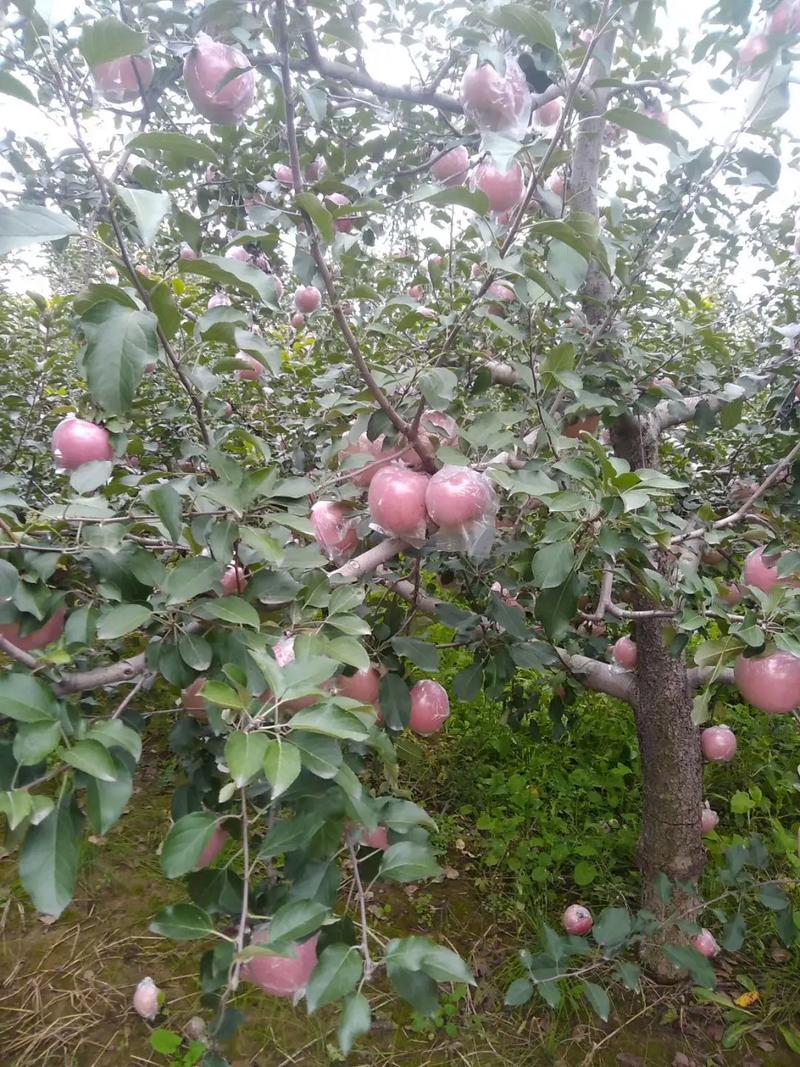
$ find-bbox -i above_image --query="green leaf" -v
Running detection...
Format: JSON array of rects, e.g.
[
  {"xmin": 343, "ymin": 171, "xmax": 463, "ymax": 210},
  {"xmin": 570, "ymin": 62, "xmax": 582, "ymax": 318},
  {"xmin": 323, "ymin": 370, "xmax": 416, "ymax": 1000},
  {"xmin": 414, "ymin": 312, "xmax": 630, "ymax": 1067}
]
[
  {"xmin": 143, "ymin": 484, "xmax": 183, "ymax": 544},
  {"xmin": 13, "ymin": 720, "xmax": 62, "ymax": 766},
  {"xmin": 150, "ymin": 1030, "xmax": 183, "ymax": 1056},
  {"xmin": 487, "ymin": 4, "xmax": 557, "ymax": 50},
  {"xmin": 163, "ymin": 557, "xmax": 225, "ymax": 604},
  {"xmin": 201, "ymin": 680, "xmax": 247, "ymax": 709},
  {"xmin": 179, "ymin": 254, "xmax": 281, "ymax": 307},
  {"xmin": 338, "ymin": 993, "xmax": 371, "ymax": 1055},
  {"xmin": 573, "ymin": 860, "xmax": 597, "ymax": 887},
  {"xmin": 408, "ymin": 184, "xmax": 490, "ymax": 213},
  {"xmin": 0, "ymin": 70, "xmax": 37, "ymax": 106},
  {"xmin": 19, "ymin": 796, "xmax": 79, "ymax": 917},
  {"xmin": 150, "ymin": 903, "xmax": 215, "ymax": 940},
  {"xmin": 263, "ymin": 740, "xmax": 302, "ymax": 798},
  {"xmin": 84, "ymin": 760, "xmax": 133, "ymax": 835},
  {"xmin": 79, "ymin": 16, "xmax": 147, "ymax": 66},
  {"xmin": 289, "ymin": 705, "xmax": 370, "ymax": 741},
  {"xmin": 126, "ymin": 131, "xmax": 220, "ymax": 165},
  {"xmin": 0, "ymin": 674, "xmax": 59, "ymax": 723},
  {"xmin": 693, "ymin": 636, "xmax": 746, "ymax": 670},
  {"xmin": 260, "ymin": 811, "xmax": 326, "ymax": 858},
  {"xmin": 0, "ymin": 559, "xmax": 19, "ymax": 600},
  {"xmin": 505, "ymin": 978, "xmax": 533, "ymax": 1006},
  {"xmin": 0, "ymin": 789, "xmax": 33, "ymax": 831},
  {"xmin": 295, "ymin": 191, "xmax": 334, "ymax": 243},
  {"xmin": 291, "ymin": 733, "xmax": 342, "ymax": 779},
  {"xmin": 664, "ymin": 945, "xmax": 716, "ymax": 988},
  {"xmin": 534, "ymin": 573, "xmax": 581, "ymax": 642},
  {"xmin": 381, "ymin": 800, "xmax": 436, "ymax": 833},
  {"xmin": 379, "ymin": 842, "xmax": 442, "ymax": 883},
  {"xmin": 326, "ymin": 637, "xmax": 370, "ymax": 672},
  {"xmin": 179, "ymin": 632, "xmax": 213, "ymax": 671},
  {"xmin": 161, "ymin": 811, "xmax": 218, "ymax": 878},
  {"xmin": 604, "ymin": 107, "xmax": 684, "ymax": 150},
  {"xmin": 532, "ymin": 541, "xmax": 575, "ymax": 589},
  {"xmin": 0, "ymin": 204, "xmax": 79, "ymax": 255},
  {"xmin": 581, "ymin": 981, "xmax": 610, "ymax": 1021},
  {"xmin": 96, "ymin": 603, "xmax": 152, "ymax": 640},
  {"xmin": 200, "ymin": 597, "xmax": 260, "ymax": 629},
  {"xmin": 391, "ymin": 636, "xmax": 440, "ymax": 671},
  {"xmin": 61, "ymin": 739, "xmax": 121, "ymax": 782},
  {"xmin": 225, "ymin": 731, "xmax": 268, "ymax": 787},
  {"xmin": 114, "ymin": 185, "xmax": 171, "ymax": 247},
  {"xmin": 82, "ymin": 302, "xmax": 158, "ymax": 415},
  {"xmin": 758, "ymin": 882, "xmax": 790, "ymax": 911},
  {"xmin": 379, "ymin": 673, "xmax": 411, "ymax": 731},
  {"xmin": 592, "ymin": 907, "xmax": 631, "ymax": 948},
  {"xmin": 306, "ymin": 944, "xmax": 363, "ymax": 1013},
  {"xmin": 268, "ymin": 900, "xmax": 328, "ymax": 944}
]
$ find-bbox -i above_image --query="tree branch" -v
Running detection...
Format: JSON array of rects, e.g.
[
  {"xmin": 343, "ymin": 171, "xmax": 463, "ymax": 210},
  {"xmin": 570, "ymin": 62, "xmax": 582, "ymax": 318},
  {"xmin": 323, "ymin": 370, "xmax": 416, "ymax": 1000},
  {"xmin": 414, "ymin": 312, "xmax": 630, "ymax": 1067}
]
[
  {"xmin": 0, "ymin": 636, "xmax": 39, "ymax": 671},
  {"xmin": 331, "ymin": 538, "xmax": 408, "ymax": 582}
]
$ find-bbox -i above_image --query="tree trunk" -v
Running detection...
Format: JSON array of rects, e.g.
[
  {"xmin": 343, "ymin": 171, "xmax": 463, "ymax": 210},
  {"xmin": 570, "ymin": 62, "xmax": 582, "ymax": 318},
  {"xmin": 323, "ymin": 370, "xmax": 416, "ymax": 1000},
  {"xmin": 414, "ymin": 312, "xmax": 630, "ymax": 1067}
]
[{"xmin": 613, "ymin": 415, "xmax": 705, "ymax": 979}]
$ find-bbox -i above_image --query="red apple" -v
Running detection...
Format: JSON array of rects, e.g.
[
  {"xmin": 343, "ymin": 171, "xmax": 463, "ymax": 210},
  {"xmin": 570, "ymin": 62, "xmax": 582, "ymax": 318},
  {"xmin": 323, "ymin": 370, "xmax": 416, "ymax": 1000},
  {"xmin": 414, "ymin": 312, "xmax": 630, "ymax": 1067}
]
[
  {"xmin": 545, "ymin": 170, "xmax": 566, "ymax": 196},
  {"xmin": 340, "ymin": 432, "xmax": 393, "ymax": 487},
  {"xmin": 737, "ymin": 33, "xmax": 769, "ymax": 65},
  {"xmin": 195, "ymin": 825, "xmax": 228, "ymax": 868},
  {"xmin": 291, "ymin": 312, "xmax": 305, "ymax": 329},
  {"xmin": 425, "ymin": 465, "xmax": 495, "ymax": 528},
  {"xmin": 562, "ymin": 904, "xmax": 593, "ymax": 935},
  {"xmin": 407, "ymin": 285, "xmax": 424, "ymax": 300},
  {"xmin": 368, "ymin": 464, "xmax": 430, "ymax": 539},
  {"xmin": 294, "ymin": 285, "xmax": 322, "ymax": 314},
  {"xmin": 237, "ymin": 353, "xmax": 265, "ymax": 380},
  {"xmin": 769, "ymin": 0, "xmax": 800, "ymax": 33},
  {"xmin": 182, "ymin": 677, "xmax": 209, "ymax": 720},
  {"xmin": 221, "ymin": 564, "xmax": 247, "ymax": 596},
  {"xmin": 473, "ymin": 160, "xmax": 525, "ymax": 214},
  {"xmin": 360, "ymin": 825, "xmax": 389, "ymax": 851},
  {"xmin": 734, "ymin": 649, "xmax": 800, "ymax": 714},
  {"xmin": 274, "ymin": 163, "xmax": 294, "ymax": 187},
  {"xmin": 486, "ymin": 281, "xmax": 515, "ymax": 303},
  {"xmin": 242, "ymin": 926, "xmax": 319, "ymax": 997},
  {"xmin": 207, "ymin": 292, "xmax": 231, "ymax": 310},
  {"xmin": 0, "ymin": 608, "xmax": 65, "ymax": 652},
  {"xmin": 52, "ymin": 416, "xmax": 113, "ymax": 470},
  {"xmin": 533, "ymin": 97, "xmax": 562, "ymax": 128},
  {"xmin": 701, "ymin": 803, "xmax": 719, "ymax": 835},
  {"xmin": 742, "ymin": 546, "xmax": 796, "ymax": 592},
  {"xmin": 720, "ymin": 582, "xmax": 743, "ymax": 606},
  {"xmin": 179, "ymin": 243, "xmax": 198, "ymax": 260},
  {"xmin": 183, "ymin": 34, "xmax": 255, "ymax": 125},
  {"xmin": 460, "ymin": 57, "xmax": 530, "ymax": 133},
  {"xmin": 564, "ymin": 414, "xmax": 600, "ymax": 438},
  {"xmin": 430, "ymin": 145, "xmax": 470, "ymax": 186},
  {"xmin": 401, "ymin": 411, "xmax": 460, "ymax": 468},
  {"xmin": 409, "ymin": 679, "xmax": 450, "ymax": 735},
  {"xmin": 490, "ymin": 581, "xmax": 521, "ymax": 609},
  {"xmin": 692, "ymin": 929, "xmax": 720, "ymax": 958},
  {"xmin": 700, "ymin": 724, "xmax": 736, "ymax": 763},
  {"xmin": 335, "ymin": 666, "xmax": 381, "ymax": 707},
  {"xmin": 305, "ymin": 156, "xmax": 327, "ymax": 182},
  {"xmin": 325, "ymin": 192, "xmax": 355, "ymax": 233},
  {"xmin": 310, "ymin": 500, "xmax": 358, "ymax": 561},
  {"xmin": 225, "ymin": 245, "xmax": 253, "ymax": 265},
  {"xmin": 93, "ymin": 55, "xmax": 154, "ymax": 102},
  {"xmin": 612, "ymin": 636, "xmax": 638, "ymax": 669}
]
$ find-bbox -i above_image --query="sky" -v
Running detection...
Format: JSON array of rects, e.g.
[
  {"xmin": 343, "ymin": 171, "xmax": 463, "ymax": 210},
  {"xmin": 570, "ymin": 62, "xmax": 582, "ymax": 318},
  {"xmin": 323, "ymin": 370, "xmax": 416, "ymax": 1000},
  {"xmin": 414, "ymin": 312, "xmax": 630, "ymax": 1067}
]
[{"xmin": 2, "ymin": 0, "xmax": 799, "ymax": 295}]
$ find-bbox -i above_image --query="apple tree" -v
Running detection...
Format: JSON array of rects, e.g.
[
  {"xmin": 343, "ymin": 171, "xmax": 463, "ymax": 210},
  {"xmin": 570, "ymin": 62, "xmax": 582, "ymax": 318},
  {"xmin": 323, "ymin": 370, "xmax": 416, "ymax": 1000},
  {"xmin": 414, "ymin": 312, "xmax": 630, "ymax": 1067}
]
[{"xmin": 1, "ymin": 0, "xmax": 799, "ymax": 1053}]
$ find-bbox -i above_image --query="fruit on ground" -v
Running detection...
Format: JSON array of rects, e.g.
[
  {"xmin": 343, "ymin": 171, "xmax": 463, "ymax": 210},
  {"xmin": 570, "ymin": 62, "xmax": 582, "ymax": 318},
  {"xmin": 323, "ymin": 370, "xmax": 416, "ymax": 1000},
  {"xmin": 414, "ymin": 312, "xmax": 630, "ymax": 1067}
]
[
  {"xmin": 693, "ymin": 929, "xmax": 720, "ymax": 957},
  {"xmin": 52, "ymin": 416, "xmax": 113, "ymax": 470},
  {"xmin": 409, "ymin": 679, "xmax": 450, "ymax": 735},
  {"xmin": 733, "ymin": 649, "xmax": 800, "ymax": 714},
  {"xmin": 133, "ymin": 977, "xmax": 161, "ymax": 1021},
  {"xmin": 562, "ymin": 904, "xmax": 593, "ymax": 935}
]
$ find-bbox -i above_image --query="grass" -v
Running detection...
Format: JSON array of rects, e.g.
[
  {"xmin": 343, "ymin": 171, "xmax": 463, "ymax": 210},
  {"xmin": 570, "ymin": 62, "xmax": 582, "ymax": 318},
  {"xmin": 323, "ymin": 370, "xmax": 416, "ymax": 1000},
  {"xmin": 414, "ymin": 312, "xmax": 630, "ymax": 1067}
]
[{"xmin": 2, "ymin": 658, "xmax": 800, "ymax": 1064}]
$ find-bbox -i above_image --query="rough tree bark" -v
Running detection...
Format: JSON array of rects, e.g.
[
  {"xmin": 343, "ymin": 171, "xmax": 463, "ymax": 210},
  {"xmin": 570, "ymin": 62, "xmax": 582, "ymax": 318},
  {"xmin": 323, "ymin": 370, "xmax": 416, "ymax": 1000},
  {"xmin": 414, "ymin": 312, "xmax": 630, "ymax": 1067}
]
[
  {"xmin": 569, "ymin": 22, "xmax": 705, "ymax": 976},
  {"xmin": 612, "ymin": 416, "xmax": 705, "ymax": 978}
]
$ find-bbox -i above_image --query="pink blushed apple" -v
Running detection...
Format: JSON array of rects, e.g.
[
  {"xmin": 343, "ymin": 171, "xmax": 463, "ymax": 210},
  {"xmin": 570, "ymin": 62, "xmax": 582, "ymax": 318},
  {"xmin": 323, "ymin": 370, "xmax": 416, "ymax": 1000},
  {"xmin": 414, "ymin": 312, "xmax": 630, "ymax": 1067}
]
[
  {"xmin": 52, "ymin": 416, "xmax": 113, "ymax": 470},
  {"xmin": 409, "ymin": 679, "xmax": 450, "ymax": 735},
  {"xmin": 183, "ymin": 34, "xmax": 255, "ymax": 125},
  {"xmin": 734, "ymin": 649, "xmax": 800, "ymax": 714},
  {"xmin": 368, "ymin": 464, "xmax": 430, "ymax": 540},
  {"xmin": 562, "ymin": 904, "xmax": 593, "ymax": 935}
]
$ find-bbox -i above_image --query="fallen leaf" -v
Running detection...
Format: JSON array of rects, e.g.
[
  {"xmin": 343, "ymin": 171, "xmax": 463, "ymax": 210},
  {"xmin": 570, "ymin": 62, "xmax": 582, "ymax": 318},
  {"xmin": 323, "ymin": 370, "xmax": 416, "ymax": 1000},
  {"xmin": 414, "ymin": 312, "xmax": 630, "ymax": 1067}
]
[
  {"xmin": 442, "ymin": 865, "xmax": 460, "ymax": 880},
  {"xmin": 734, "ymin": 990, "xmax": 760, "ymax": 1008}
]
